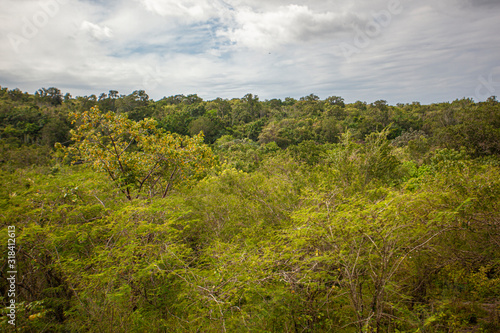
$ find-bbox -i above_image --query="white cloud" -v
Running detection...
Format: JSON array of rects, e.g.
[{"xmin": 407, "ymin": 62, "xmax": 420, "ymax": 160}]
[
  {"xmin": 80, "ymin": 21, "xmax": 113, "ymax": 40},
  {"xmin": 135, "ymin": 0, "xmax": 225, "ymax": 23},
  {"xmin": 219, "ymin": 4, "xmax": 353, "ymax": 50}
]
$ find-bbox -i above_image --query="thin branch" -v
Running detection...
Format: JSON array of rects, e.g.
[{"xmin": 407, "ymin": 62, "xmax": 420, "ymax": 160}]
[
  {"xmin": 93, "ymin": 195, "xmax": 106, "ymax": 208},
  {"xmin": 137, "ymin": 160, "xmax": 160, "ymax": 194},
  {"xmin": 163, "ymin": 166, "xmax": 178, "ymax": 198},
  {"xmin": 118, "ymin": 138, "xmax": 135, "ymax": 157}
]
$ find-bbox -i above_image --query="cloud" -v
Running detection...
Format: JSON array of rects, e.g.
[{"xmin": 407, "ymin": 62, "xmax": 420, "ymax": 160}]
[
  {"xmin": 80, "ymin": 21, "xmax": 113, "ymax": 40},
  {"xmin": 135, "ymin": 0, "xmax": 226, "ymax": 23},
  {"xmin": 219, "ymin": 4, "xmax": 354, "ymax": 50}
]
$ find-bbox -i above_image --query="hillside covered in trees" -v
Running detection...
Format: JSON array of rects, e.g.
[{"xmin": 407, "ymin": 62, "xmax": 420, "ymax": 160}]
[{"xmin": 1, "ymin": 86, "xmax": 500, "ymax": 332}]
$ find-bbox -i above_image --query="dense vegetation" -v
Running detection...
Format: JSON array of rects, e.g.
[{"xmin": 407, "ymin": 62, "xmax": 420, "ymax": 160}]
[{"xmin": 1, "ymin": 86, "xmax": 500, "ymax": 332}]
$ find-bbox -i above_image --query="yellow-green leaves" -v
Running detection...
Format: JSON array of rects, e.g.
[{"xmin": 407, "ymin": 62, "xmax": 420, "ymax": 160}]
[{"xmin": 66, "ymin": 107, "xmax": 214, "ymax": 200}]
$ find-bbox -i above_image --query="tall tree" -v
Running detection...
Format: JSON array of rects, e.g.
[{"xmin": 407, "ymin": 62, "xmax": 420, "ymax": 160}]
[{"xmin": 63, "ymin": 106, "xmax": 215, "ymax": 200}]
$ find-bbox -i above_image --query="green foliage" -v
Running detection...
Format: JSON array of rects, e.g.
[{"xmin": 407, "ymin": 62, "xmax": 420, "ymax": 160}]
[
  {"xmin": 1, "ymin": 87, "xmax": 500, "ymax": 332},
  {"xmin": 188, "ymin": 116, "xmax": 220, "ymax": 143},
  {"xmin": 215, "ymin": 135, "xmax": 280, "ymax": 172},
  {"xmin": 287, "ymin": 140, "xmax": 336, "ymax": 165}
]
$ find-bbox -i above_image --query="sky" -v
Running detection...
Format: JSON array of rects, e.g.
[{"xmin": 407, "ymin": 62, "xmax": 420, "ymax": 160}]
[{"xmin": 1, "ymin": 0, "xmax": 500, "ymax": 104}]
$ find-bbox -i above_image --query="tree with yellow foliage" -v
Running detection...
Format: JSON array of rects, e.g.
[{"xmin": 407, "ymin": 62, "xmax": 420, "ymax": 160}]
[{"xmin": 62, "ymin": 106, "xmax": 214, "ymax": 200}]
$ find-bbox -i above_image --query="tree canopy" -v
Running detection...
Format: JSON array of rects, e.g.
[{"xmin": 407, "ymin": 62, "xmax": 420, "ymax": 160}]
[{"xmin": 1, "ymin": 86, "xmax": 499, "ymax": 332}]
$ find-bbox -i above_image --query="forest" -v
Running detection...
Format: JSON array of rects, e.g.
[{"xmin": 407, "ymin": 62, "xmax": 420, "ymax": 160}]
[{"xmin": 1, "ymin": 86, "xmax": 499, "ymax": 332}]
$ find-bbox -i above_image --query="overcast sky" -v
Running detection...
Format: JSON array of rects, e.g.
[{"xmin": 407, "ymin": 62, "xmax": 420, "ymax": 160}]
[{"xmin": 1, "ymin": 0, "xmax": 499, "ymax": 104}]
